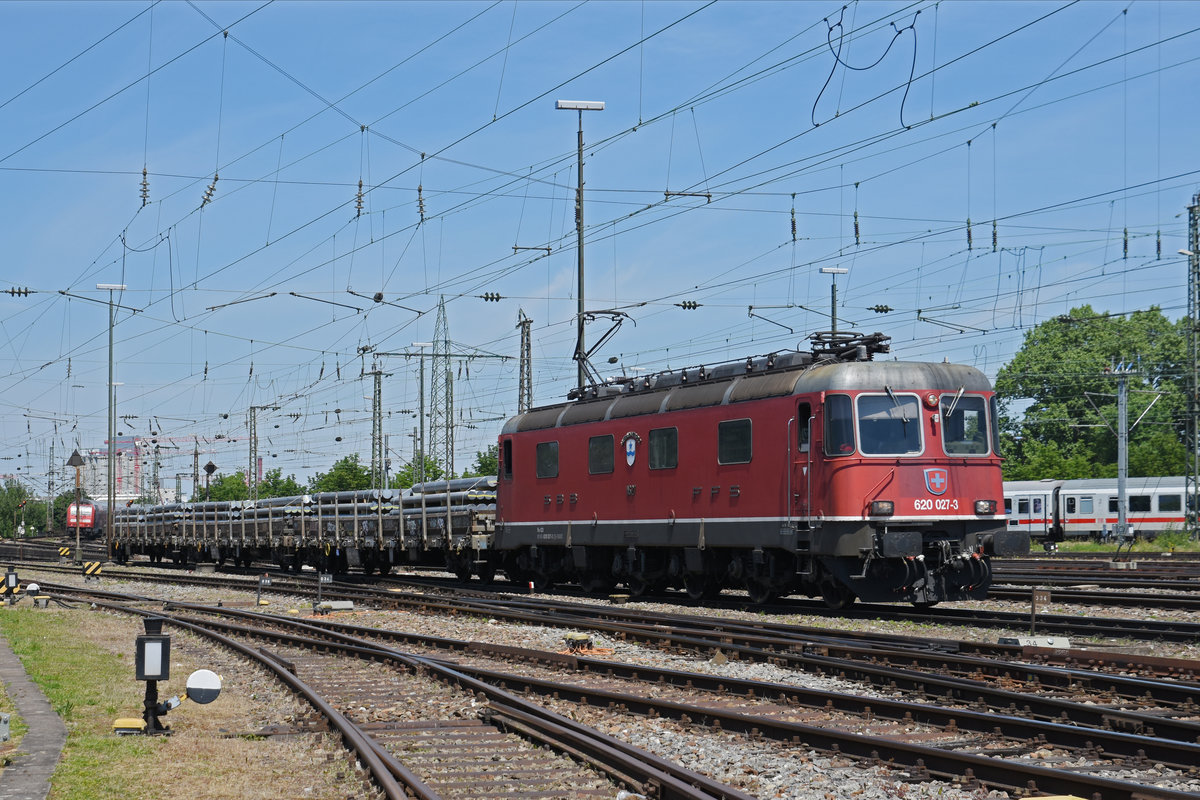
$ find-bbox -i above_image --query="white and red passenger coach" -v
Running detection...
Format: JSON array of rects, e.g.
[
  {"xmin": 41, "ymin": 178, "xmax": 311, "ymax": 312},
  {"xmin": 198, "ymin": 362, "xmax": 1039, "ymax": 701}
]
[{"xmin": 494, "ymin": 333, "xmax": 1027, "ymax": 607}]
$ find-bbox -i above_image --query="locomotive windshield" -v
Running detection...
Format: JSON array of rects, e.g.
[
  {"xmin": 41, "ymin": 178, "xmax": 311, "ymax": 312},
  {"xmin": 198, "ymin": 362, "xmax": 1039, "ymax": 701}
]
[
  {"xmin": 856, "ymin": 394, "xmax": 922, "ymax": 455},
  {"xmin": 941, "ymin": 395, "xmax": 989, "ymax": 455}
]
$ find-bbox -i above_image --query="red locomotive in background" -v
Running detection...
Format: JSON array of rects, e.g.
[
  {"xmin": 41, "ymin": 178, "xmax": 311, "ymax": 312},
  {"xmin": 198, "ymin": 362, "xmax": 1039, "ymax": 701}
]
[
  {"xmin": 494, "ymin": 332, "xmax": 1028, "ymax": 607},
  {"xmin": 66, "ymin": 499, "xmax": 107, "ymax": 539}
]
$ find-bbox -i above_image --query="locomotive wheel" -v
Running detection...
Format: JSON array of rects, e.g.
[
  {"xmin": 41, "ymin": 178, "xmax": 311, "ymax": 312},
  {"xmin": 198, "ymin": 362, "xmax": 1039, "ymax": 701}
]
[
  {"xmin": 911, "ymin": 600, "xmax": 940, "ymax": 609},
  {"xmin": 819, "ymin": 579, "xmax": 856, "ymax": 609},
  {"xmin": 477, "ymin": 563, "xmax": 496, "ymax": 584},
  {"xmin": 683, "ymin": 574, "xmax": 719, "ymax": 602}
]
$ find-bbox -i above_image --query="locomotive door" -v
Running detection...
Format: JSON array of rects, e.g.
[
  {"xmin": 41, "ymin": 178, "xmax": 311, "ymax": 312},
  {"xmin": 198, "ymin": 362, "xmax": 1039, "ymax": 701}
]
[{"xmin": 792, "ymin": 402, "xmax": 813, "ymax": 519}]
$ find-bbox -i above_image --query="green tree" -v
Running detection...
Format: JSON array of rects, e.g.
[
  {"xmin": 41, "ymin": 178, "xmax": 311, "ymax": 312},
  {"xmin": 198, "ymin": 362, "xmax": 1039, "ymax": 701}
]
[
  {"xmin": 206, "ymin": 471, "xmax": 249, "ymax": 501},
  {"xmin": 994, "ymin": 306, "xmax": 1186, "ymax": 480},
  {"xmin": 0, "ymin": 480, "xmax": 34, "ymax": 538},
  {"xmin": 309, "ymin": 454, "xmax": 371, "ymax": 493},
  {"xmin": 259, "ymin": 467, "xmax": 306, "ymax": 498},
  {"xmin": 389, "ymin": 455, "xmax": 446, "ymax": 489},
  {"xmin": 461, "ymin": 444, "xmax": 498, "ymax": 478}
]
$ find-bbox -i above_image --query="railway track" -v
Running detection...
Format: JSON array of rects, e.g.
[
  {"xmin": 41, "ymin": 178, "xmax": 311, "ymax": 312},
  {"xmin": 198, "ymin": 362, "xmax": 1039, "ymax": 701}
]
[
  {"xmin": 62, "ymin": 590, "xmax": 752, "ymax": 800},
  {"xmin": 37, "ymin": 577, "xmax": 1200, "ymax": 800}
]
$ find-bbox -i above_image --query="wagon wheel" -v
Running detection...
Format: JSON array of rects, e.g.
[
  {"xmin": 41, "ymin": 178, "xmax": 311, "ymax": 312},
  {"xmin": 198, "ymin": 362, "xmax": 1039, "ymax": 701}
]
[
  {"xmin": 477, "ymin": 563, "xmax": 496, "ymax": 585},
  {"xmin": 529, "ymin": 571, "xmax": 556, "ymax": 593},
  {"xmin": 580, "ymin": 571, "xmax": 615, "ymax": 594},
  {"xmin": 911, "ymin": 599, "xmax": 939, "ymax": 610},
  {"xmin": 819, "ymin": 578, "xmax": 856, "ymax": 610},
  {"xmin": 683, "ymin": 574, "xmax": 719, "ymax": 602},
  {"xmin": 746, "ymin": 578, "xmax": 775, "ymax": 605}
]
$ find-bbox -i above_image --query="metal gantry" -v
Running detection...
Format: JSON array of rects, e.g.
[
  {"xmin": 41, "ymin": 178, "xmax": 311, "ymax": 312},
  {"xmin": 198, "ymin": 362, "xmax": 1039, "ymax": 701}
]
[
  {"xmin": 430, "ymin": 297, "xmax": 454, "ymax": 476},
  {"xmin": 517, "ymin": 309, "xmax": 532, "ymax": 413},
  {"xmin": 1186, "ymin": 193, "xmax": 1200, "ymax": 539}
]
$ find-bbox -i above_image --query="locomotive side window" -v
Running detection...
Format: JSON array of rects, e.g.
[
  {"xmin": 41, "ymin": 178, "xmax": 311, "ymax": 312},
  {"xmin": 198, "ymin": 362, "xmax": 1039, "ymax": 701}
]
[
  {"xmin": 797, "ymin": 403, "xmax": 811, "ymax": 452},
  {"xmin": 989, "ymin": 396, "xmax": 1001, "ymax": 455},
  {"xmin": 941, "ymin": 395, "xmax": 988, "ymax": 455},
  {"xmin": 1079, "ymin": 497, "xmax": 1093, "ymax": 513},
  {"xmin": 1108, "ymin": 497, "xmax": 1118, "ymax": 513},
  {"xmin": 1017, "ymin": 498, "xmax": 1029, "ymax": 514},
  {"xmin": 824, "ymin": 394, "xmax": 855, "ymax": 456},
  {"xmin": 717, "ymin": 419, "xmax": 752, "ymax": 464},
  {"xmin": 1159, "ymin": 494, "xmax": 1182, "ymax": 512},
  {"xmin": 501, "ymin": 440, "xmax": 513, "ymax": 480},
  {"xmin": 535, "ymin": 441, "xmax": 559, "ymax": 479},
  {"xmin": 1004, "ymin": 498, "xmax": 1012, "ymax": 514},
  {"xmin": 649, "ymin": 427, "xmax": 678, "ymax": 470},
  {"xmin": 588, "ymin": 435, "xmax": 614, "ymax": 475},
  {"xmin": 1032, "ymin": 497, "xmax": 1043, "ymax": 515},
  {"xmin": 856, "ymin": 394, "xmax": 921, "ymax": 455},
  {"xmin": 1066, "ymin": 497, "xmax": 1076, "ymax": 514},
  {"xmin": 1130, "ymin": 495, "xmax": 1151, "ymax": 512}
]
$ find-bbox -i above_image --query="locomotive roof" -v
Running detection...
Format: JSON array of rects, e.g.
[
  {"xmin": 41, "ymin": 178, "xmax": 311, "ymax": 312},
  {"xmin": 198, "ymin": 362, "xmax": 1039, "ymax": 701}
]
[{"xmin": 502, "ymin": 358, "xmax": 992, "ymax": 434}]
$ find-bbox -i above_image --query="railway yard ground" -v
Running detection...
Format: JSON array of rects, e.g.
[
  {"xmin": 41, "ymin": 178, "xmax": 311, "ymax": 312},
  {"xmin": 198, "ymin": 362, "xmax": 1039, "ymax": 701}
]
[{"xmin": 0, "ymin": 554, "xmax": 1199, "ymax": 800}]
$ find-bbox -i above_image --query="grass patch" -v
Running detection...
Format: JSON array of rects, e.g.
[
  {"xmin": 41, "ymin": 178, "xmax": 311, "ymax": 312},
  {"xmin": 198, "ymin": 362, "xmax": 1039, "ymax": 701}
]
[
  {"xmin": 1056, "ymin": 530, "xmax": 1200, "ymax": 554},
  {"xmin": 0, "ymin": 605, "xmax": 364, "ymax": 800},
  {"xmin": 0, "ymin": 607, "xmax": 159, "ymax": 799}
]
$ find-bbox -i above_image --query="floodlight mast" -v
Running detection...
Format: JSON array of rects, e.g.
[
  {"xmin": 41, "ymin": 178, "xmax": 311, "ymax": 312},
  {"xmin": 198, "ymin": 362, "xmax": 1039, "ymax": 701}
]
[{"xmin": 556, "ymin": 99, "xmax": 605, "ymax": 392}]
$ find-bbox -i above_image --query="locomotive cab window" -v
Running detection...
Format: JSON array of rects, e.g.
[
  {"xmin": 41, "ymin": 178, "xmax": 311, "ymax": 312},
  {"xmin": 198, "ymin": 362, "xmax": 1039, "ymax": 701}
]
[
  {"xmin": 824, "ymin": 394, "xmax": 855, "ymax": 456},
  {"xmin": 797, "ymin": 403, "xmax": 811, "ymax": 452},
  {"xmin": 501, "ymin": 440, "xmax": 513, "ymax": 480},
  {"xmin": 535, "ymin": 441, "xmax": 559, "ymax": 479},
  {"xmin": 588, "ymin": 435, "xmax": 614, "ymax": 475},
  {"xmin": 649, "ymin": 427, "xmax": 678, "ymax": 470},
  {"xmin": 941, "ymin": 395, "xmax": 988, "ymax": 455},
  {"xmin": 717, "ymin": 419, "xmax": 752, "ymax": 464},
  {"xmin": 856, "ymin": 393, "xmax": 921, "ymax": 455}
]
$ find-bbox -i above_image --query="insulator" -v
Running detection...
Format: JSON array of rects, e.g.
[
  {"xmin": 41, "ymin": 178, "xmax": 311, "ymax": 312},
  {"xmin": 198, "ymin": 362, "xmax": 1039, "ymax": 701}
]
[
  {"xmin": 201, "ymin": 173, "xmax": 219, "ymax": 208},
  {"xmin": 140, "ymin": 167, "xmax": 150, "ymax": 207},
  {"xmin": 355, "ymin": 179, "xmax": 364, "ymax": 218},
  {"xmin": 992, "ymin": 220, "xmax": 998, "ymax": 253},
  {"xmin": 853, "ymin": 210, "xmax": 860, "ymax": 246},
  {"xmin": 1156, "ymin": 229, "xmax": 1162, "ymax": 260},
  {"xmin": 966, "ymin": 217, "xmax": 973, "ymax": 250},
  {"xmin": 417, "ymin": 184, "xmax": 425, "ymax": 223},
  {"xmin": 791, "ymin": 207, "xmax": 797, "ymax": 243},
  {"xmin": 1123, "ymin": 227, "xmax": 1128, "ymax": 259}
]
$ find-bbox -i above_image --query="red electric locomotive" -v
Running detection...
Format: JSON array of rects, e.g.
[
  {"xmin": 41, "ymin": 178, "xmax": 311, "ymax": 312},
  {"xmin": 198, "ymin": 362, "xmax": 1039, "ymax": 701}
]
[
  {"xmin": 494, "ymin": 333, "xmax": 1028, "ymax": 607},
  {"xmin": 66, "ymin": 499, "xmax": 107, "ymax": 540}
]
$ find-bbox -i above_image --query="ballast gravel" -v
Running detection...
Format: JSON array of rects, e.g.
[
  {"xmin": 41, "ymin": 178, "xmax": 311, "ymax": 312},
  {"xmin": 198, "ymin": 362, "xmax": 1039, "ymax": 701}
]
[{"xmin": 37, "ymin": 567, "xmax": 1200, "ymax": 799}]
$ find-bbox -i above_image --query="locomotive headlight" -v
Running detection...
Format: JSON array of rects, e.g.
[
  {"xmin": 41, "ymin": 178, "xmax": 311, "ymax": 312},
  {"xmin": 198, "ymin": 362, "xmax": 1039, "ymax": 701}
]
[
  {"xmin": 869, "ymin": 500, "xmax": 894, "ymax": 516},
  {"xmin": 974, "ymin": 499, "xmax": 997, "ymax": 515}
]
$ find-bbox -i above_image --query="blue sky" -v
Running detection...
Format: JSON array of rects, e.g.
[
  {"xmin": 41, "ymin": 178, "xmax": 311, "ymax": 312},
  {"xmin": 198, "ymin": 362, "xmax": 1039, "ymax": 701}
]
[{"xmin": 1, "ymin": 0, "xmax": 1197, "ymax": 491}]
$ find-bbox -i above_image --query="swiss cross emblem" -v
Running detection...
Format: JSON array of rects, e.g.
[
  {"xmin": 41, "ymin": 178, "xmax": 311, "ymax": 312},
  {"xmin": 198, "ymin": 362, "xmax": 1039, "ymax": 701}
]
[{"xmin": 924, "ymin": 468, "xmax": 948, "ymax": 496}]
